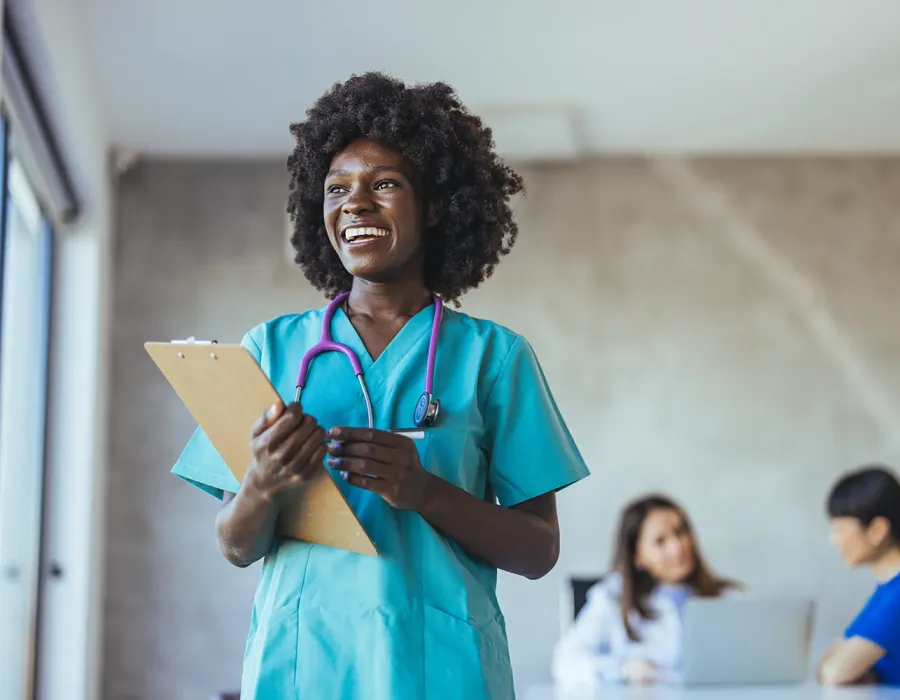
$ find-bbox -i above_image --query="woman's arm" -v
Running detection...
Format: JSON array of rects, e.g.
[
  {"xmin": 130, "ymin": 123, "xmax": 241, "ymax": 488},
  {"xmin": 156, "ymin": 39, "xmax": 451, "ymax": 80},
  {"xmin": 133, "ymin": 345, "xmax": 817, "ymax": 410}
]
[
  {"xmin": 816, "ymin": 639, "xmax": 842, "ymax": 680},
  {"xmin": 217, "ymin": 402, "xmax": 327, "ymax": 567},
  {"xmin": 215, "ymin": 476, "xmax": 281, "ymax": 568},
  {"xmin": 818, "ymin": 637, "xmax": 884, "ymax": 686},
  {"xmin": 820, "ymin": 594, "xmax": 900, "ymax": 685},
  {"xmin": 418, "ymin": 477, "xmax": 559, "ymax": 579}
]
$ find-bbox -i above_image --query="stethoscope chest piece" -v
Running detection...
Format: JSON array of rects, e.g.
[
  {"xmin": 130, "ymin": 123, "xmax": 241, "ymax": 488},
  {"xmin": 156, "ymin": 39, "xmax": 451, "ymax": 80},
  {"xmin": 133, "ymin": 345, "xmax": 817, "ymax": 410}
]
[{"xmin": 414, "ymin": 391, "xmax": 440, "ymax": 427}]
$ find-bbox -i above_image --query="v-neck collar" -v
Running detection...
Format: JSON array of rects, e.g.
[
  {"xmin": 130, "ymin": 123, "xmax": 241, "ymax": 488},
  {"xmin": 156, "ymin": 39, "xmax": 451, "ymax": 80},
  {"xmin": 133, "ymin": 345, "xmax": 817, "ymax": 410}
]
[{"xmin": 330, "ymin": 302, "xmax": 437, "ymax": 398}]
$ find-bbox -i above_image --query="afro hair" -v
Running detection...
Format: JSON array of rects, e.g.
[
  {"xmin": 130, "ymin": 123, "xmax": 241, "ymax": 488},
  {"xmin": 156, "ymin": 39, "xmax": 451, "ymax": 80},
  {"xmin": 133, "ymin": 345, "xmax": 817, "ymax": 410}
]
[{"xmin": 286, "ymin": 72, "xmax": 525, "ymax": 305}]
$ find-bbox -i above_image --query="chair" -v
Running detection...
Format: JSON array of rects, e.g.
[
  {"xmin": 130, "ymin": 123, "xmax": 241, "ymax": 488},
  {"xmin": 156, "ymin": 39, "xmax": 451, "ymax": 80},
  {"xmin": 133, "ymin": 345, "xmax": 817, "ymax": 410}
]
[{"xmin": 558, "ymin": 575, "xmax": 603, "ymax": 635}]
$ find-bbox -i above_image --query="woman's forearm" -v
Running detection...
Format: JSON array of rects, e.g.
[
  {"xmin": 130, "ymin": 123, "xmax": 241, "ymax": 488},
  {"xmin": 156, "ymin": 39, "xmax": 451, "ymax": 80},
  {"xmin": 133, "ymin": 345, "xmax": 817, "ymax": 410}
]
[
  {"xmin": 215, "ymin": 473, "xmax": 281, "ymax": 567},
  {"xmin": 816, "ymin": 640, "xmax": 842, "ymax": 681},
  {"xmin": 417, "ymin": 475, "xmax": 559, "ymax": 579}
]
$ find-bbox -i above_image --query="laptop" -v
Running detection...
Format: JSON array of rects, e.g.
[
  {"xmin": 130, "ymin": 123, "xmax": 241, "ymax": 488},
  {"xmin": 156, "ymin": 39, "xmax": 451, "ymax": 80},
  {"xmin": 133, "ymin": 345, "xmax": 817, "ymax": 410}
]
[{"xmin": 681, "ymin": 596, "xmax": 815, "ymax": 686}]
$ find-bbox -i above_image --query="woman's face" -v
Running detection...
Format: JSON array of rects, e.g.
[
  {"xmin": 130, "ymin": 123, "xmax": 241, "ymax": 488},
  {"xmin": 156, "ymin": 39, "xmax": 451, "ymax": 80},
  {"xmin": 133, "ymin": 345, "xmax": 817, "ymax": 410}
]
[
  {"xmin": 634, "ymin": 508, "xmax": 696, "ymax": 585},
  {"xmin": 323, "ymin": 138, "xmax": 426, "ymax": 284},
  {"xmin": 829, "ymin": 516, "xmax": 889, "ymax": 568}
]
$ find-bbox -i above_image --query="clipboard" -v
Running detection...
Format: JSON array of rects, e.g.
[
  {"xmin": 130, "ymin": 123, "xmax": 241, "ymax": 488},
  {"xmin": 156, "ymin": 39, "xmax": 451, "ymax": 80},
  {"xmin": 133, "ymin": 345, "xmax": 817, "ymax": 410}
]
[{"xmin": 145, "ymin": 339, "xmax": 377, "ymax": 556}]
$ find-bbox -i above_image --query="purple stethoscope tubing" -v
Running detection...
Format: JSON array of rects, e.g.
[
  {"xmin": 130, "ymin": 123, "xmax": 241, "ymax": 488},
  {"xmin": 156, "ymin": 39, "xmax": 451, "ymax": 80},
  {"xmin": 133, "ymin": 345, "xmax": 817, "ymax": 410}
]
[{"xmin": 294, "ymin": 291, "xmax": 443, "ymax": 429}]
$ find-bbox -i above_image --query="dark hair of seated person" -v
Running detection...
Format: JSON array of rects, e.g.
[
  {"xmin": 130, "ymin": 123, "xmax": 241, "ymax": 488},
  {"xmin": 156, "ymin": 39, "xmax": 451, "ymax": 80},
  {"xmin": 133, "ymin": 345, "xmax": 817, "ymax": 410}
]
[{"xmin": 827, "ymin": 465, "xmax": 900, "ymax": 543}]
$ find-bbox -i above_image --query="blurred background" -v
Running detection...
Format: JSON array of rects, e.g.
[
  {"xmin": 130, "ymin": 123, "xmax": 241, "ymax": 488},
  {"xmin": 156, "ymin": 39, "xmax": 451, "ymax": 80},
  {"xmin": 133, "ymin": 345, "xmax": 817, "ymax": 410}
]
[{"xmin": 1, "ymin": 1, "xmax": 900, "ymax": 698}]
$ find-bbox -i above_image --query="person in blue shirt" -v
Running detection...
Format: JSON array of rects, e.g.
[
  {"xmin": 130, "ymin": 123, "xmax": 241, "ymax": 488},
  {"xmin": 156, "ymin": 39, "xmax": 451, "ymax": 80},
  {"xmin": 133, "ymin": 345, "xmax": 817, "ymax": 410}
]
[
  {"xmin": 817, "ymin": 465, "xmax": 900, "ymax": 686},
  {"xmin": 171, "ymin": 72, "xmax": 590, "ymax": 699}
]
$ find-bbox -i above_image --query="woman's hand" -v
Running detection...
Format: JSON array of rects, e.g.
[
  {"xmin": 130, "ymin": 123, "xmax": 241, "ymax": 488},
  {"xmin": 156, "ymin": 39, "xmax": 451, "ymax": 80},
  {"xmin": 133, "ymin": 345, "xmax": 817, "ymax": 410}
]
[
  {"xmin": 326, "ymin": 427, "xmax": 559, "ymax": 580},
  {"xmin": 620, "ymin": 659, "xmax": 658, "ymax": 685},
  {"xmin": 215, "ymin": 401, "xmax": 324, "ymax": 569},
  {"xmin": 245, "ymin": 402, "xmax": 327, "ymax": 500},
  {"xmin": 325, "ymin": 427, "xmax": 430, "ymax": 510}
]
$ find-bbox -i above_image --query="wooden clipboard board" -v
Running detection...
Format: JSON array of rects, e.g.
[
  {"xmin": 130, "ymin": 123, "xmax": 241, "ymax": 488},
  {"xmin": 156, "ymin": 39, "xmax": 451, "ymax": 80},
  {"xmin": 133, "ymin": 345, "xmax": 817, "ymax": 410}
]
[{"xmin": 145, "ymin": 340, "xmax": 376, "ymax": 556}]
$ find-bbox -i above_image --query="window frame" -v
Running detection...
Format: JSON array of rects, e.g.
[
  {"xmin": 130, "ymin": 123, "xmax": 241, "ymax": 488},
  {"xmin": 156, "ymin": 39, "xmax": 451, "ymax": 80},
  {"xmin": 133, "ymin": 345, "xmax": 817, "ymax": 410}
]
[
  {"xmin": 0, "ymin": 114, "xmax": 57, "ymax": 700},
  {"xmin": 0, "ymin": 114, "xmax": 10, "ymax": 375}
]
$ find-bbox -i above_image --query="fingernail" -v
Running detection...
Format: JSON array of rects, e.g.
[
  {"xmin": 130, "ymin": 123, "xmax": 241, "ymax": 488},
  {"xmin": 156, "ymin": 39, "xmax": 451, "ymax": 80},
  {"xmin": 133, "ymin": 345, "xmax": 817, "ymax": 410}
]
[
  {"xmin": 327, "ymin": 457, "xmax": 339, "ymax": 468},
  {"xmin": 329, "ymin": 427, "xmax": 341, "ymax": 438},
  {"xmin": 340, "ymin": 471, "xmax": 348, "ymax": 481},
  {"xmin": 267, "ymin": 404, "xmax": 279, "ymax": 418}
]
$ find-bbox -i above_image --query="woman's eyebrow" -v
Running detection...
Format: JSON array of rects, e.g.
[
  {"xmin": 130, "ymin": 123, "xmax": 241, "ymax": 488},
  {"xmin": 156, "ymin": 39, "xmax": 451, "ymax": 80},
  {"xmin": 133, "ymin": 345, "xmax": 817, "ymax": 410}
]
[{"xmin": 325, "ymin": 165, "xmax": 401, "ymax": 178}]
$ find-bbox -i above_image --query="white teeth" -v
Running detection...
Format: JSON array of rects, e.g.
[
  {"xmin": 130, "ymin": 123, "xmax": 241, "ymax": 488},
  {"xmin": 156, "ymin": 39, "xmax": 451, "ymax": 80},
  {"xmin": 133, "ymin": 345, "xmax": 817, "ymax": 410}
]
[{"xmin": 344, "ymin": 227, "xmax": 389, "ymax": 241}]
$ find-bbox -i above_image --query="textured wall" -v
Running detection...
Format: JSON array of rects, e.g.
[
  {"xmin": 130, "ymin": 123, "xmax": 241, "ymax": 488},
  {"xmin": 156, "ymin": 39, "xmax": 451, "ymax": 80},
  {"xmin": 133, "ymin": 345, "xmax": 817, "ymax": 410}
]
[{"xmin": 105, "ymin": 156, "xmax": 900, "ymax": 699}]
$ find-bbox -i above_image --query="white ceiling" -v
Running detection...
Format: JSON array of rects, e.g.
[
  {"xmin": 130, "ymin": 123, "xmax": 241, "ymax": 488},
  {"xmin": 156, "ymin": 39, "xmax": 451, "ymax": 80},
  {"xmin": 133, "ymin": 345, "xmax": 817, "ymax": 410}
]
[{"xmin": 75, "ymin": 0, "xmax": 900, "ymax": 159}]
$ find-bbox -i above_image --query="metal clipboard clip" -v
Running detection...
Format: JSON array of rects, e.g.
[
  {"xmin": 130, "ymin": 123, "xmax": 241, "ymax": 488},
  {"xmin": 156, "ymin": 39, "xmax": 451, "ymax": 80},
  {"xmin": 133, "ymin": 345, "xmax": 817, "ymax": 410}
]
[{"xmin": 171, "ymin": 337, "xmax": 218, "ymax": 344}]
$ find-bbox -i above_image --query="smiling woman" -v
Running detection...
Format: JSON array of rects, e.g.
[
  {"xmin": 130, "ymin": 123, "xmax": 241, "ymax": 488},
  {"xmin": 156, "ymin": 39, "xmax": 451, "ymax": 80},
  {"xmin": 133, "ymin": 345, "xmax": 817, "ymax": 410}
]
[
  {"xmin": 287, "ymin": 72, "xmax": 524, "ymax": 306},
  {"xmin": 170, "ymin": 71, "xmax": 590, "ymax": 700},
  {"xmin": 322, "ymin": 139, "xmax": 428, "ymax": 289},
  {"xmin": 552, "ymin": 494, "xmax": 738, "ymax": 688}
]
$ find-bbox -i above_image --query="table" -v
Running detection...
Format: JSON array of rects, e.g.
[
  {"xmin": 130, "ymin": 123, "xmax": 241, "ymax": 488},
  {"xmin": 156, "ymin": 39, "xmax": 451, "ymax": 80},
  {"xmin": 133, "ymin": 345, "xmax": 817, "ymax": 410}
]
[{"xmin": 523, "ymin": 683, "xmax": 900, "ymax": 700}]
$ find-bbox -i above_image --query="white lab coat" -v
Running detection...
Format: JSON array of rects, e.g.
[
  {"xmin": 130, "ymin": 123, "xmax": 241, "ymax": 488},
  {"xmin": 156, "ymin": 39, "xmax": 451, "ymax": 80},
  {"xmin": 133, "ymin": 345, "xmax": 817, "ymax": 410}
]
[{"xmin": 551, "ymin": 573, "xmax": 691, "ymax": 691}]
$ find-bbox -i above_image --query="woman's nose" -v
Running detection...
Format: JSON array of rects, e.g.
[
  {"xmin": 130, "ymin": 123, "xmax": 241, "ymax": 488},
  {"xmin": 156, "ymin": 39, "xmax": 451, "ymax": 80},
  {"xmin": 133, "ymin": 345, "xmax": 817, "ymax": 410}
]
[
  {"xmin": 342, "ymin": 189, "xmax": 374, "ymax": 215},
  {"xmin": 667, "ymin": 538, "xmax": 684, "ymax": 558}
]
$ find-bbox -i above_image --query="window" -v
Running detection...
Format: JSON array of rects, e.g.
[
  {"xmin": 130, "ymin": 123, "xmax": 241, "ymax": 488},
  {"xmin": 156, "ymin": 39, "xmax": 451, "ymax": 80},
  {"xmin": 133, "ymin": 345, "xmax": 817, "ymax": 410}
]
[
  {"xmin": 0, "ymin": 115, "xmax": 55, "ymax": 700},
  {"xmin": 0, "ymin": 6, "xmax": 83, "ymax": 698}
]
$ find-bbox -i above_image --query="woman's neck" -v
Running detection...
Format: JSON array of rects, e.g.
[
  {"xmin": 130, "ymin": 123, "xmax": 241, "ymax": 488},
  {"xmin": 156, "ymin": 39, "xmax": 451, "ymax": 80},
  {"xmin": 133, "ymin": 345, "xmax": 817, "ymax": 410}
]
[
  {"xmin": 871, "ymin": 546, "xmax": 900, "ymax": 583},
  {"xmin": 347, "ymin": 278, "xmax": 432, "ymax": 321}
]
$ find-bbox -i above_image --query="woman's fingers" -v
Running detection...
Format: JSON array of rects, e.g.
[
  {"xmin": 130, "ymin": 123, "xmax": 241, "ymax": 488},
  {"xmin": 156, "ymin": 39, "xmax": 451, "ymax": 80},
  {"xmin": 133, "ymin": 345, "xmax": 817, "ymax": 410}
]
[
  {"xmin": 328, "ymin": 426, "xmax": 408, "ymax": 448},
  {"xmin": 343, "ymin": 472, "xmax": 390, "ymax": 495},
  {"xmin": 271, "ymin": 416, "xmax": 317, "ymax": 464},
  {"xmin": 284, "ymin": 427, "xmax": 327, "ymax": 476},
  {"xmin": 255, "ymin": 406, "xmax": 309, "ymax": 459},
  {"xmin": 251, "ymin": 401, "xmax": 284, "ymax": 438},
  {"xmin": 325, "ymin": 440, "xmax": 393, "ymax": 464},
  {"xmin": 328, "ymin": 456, "xmax": 390, "ymax": 478}
]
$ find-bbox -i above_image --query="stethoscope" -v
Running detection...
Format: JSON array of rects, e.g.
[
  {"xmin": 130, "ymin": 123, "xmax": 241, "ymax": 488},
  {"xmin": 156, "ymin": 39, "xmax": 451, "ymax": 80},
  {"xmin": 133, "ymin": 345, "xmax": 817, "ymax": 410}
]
[{"xmin": 294, "ymin": 291, "xmax": 443, "ymax": 429}]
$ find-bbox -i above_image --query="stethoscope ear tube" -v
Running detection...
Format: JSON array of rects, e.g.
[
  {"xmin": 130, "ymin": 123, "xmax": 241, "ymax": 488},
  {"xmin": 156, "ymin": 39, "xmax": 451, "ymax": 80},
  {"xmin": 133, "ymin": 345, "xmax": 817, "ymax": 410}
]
[
  {"xmin": 295, "ymin": 293, "xmax": 443, "ymax": 432},
  {"xmin": 357, "ymin": 375, "xmax": 375, "ymax": 430},
  {"xmin": 295, "ymin": 376, "xmax": 374, "ymax": 430}
]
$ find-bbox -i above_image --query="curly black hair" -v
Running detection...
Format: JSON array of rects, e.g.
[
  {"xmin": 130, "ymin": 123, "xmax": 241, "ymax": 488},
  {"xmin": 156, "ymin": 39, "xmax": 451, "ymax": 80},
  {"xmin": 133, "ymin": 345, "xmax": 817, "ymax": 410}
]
[{"xmin": 286, "ymin": 72, "xmax": 524, "ymax": 305}]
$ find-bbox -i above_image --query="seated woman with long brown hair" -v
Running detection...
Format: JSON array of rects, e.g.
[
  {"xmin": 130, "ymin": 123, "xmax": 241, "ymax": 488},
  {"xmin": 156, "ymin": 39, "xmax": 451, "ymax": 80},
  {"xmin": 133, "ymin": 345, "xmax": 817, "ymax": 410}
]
[{"xmin": 552, "ymin": 494, "xmax": 740, "ymax": 688}]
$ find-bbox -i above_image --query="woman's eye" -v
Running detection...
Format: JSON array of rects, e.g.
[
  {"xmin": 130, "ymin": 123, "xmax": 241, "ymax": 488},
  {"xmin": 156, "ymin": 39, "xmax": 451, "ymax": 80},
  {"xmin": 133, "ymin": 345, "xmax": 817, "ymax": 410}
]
[
  {"xmin": 375, "ymin": 181, "xmax": 398, "ymax": 190},
  {"xmin": 326, "ymin": 185, "xmax": 347, "ymax": 194}
]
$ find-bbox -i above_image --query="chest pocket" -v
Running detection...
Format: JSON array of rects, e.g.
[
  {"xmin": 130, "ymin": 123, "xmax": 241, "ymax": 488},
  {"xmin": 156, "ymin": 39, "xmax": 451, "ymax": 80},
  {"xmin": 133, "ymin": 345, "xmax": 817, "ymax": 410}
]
[{"xmin": 418, "ymin": 426, "xmax": 488, "ymax": 501}]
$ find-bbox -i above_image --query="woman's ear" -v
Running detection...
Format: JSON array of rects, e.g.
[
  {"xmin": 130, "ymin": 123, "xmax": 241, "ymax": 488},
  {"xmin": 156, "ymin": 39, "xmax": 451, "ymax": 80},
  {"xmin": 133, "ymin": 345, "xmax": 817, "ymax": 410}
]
[{"xmin": 867, "ymin": 516, "xmax": 892, "ymax": 547}]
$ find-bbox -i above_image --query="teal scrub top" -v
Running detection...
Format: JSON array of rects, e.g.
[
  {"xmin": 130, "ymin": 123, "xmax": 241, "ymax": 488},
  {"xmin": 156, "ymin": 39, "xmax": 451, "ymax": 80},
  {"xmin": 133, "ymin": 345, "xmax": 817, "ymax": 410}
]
[{"xmin": 172, "ymin": 303, "xmax": 590, "ymax": 700}]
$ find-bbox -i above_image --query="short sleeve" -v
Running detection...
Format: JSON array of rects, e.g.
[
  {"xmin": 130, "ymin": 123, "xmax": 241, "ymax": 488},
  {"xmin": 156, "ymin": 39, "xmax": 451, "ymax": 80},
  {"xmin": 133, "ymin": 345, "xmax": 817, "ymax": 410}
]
[
  {"xmin": 170, "ymin": 329, "xmax": 263, "ymax": 500},
  {"xmin": 484, "ymin": 337, "xmax": 590, "ymax": 507},
  {"xmin": 847, "ymin": 586, "xmax": 900, "ymax": 651}
]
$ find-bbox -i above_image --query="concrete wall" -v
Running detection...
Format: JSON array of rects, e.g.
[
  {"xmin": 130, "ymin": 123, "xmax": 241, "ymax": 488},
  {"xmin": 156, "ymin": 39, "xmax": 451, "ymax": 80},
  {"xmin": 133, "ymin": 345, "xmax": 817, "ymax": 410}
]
[{"xmin": 105, "ymin": 155, "xmax": 900, "ymax": 699}]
